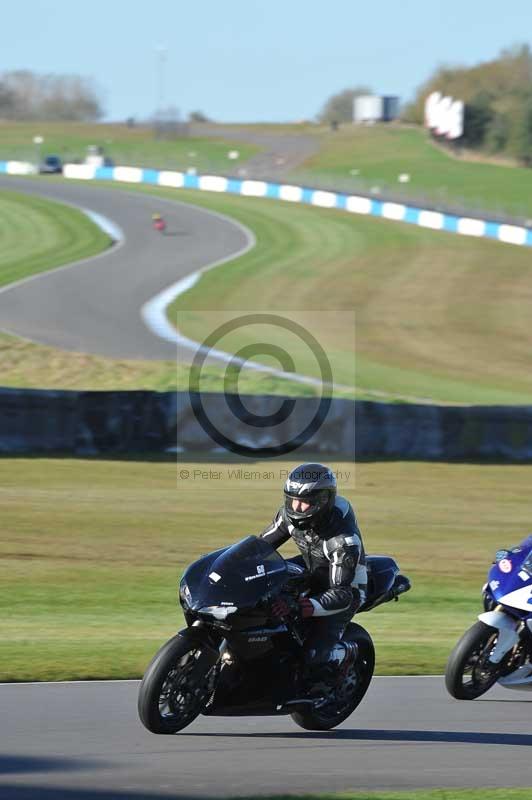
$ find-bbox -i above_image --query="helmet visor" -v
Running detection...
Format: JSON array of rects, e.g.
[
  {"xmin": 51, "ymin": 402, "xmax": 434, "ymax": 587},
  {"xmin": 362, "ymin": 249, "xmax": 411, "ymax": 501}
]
[{"xmin": 284, "ymin": 489, "xmax": 330, "ymax": 521}]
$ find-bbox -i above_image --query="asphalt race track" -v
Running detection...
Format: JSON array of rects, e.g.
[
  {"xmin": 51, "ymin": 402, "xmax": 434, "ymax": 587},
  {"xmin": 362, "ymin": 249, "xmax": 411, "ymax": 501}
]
[
  {"xmin": 1, "ymin": 677, "xmax": 531, "ymax": 798},
  {"xmin": 191, "ymin": 124, "xmax": 321, "ymax": 178},
  {"xmin": 0, "ymin": 176, "xmax": 252, "ymax": 360}
]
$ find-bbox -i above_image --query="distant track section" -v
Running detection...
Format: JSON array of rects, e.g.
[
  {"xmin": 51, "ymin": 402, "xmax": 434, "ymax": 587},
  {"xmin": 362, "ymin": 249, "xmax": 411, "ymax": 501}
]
[
  {"xmin": 0, "ymin": 177, "xmax": 252, "ymax": 360},
  {"xmin": 3, "ymin": 158, "xmax": 531, "ymax": 248}
]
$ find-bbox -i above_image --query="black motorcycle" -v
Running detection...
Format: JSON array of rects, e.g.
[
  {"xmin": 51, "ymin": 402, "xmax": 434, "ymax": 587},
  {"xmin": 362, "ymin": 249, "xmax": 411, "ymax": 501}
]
[{"xmin": 138, "ymin": 535, "xmax": 410, "ymax": 733}]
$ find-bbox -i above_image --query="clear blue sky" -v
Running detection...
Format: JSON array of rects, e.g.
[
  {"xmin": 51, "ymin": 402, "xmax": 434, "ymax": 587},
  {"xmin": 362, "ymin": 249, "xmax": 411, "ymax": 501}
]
[{"xmin": 4, "ymin": 0, "xmax": 532, "ymax": 122}]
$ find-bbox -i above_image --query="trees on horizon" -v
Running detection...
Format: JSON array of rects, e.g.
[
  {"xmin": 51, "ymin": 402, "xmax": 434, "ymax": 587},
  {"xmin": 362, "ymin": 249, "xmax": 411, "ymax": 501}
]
[
  {"xmin": 0, "ymin": 70, "xmax": 103, "ymax": 122},
  {"xmin": 403, "ymin": 44, "xmax": 532, "ymax": 163}
]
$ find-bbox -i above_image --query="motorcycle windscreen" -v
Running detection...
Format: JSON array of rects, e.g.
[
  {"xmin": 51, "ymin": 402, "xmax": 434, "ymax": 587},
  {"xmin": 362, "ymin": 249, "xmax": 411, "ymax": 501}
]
[{"xmin": 188, "ymin": 535, "xmax": 287, "ymax": 610}]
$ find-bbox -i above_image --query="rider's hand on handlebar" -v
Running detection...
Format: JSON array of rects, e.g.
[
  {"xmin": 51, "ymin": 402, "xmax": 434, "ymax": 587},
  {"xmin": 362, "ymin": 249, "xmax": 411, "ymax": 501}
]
[
  {"xmin": 298, "ymin": 598, "xmax": 314, "ymax": 618},
  {"xmin": 271, "ymin": 596, "xmax": 293, "ymax": 619},
  {"xmin": 272, "ymin": 595, "xmax": 314, "ymax": 620}
]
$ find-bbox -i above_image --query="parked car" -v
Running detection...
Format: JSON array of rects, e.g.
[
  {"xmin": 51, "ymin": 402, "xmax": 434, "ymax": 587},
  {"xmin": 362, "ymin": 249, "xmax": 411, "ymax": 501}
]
[{"xmin": 39, "ymin": 155, "xmax": 63, "ymax": 174}]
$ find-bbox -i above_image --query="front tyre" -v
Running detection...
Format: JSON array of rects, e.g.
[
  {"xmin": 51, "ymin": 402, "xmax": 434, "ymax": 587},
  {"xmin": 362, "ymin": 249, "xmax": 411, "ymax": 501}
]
[
  {"xmin": 291, "ymin": 623, "xmax": 375, "ymax": 731},
  {"xmin": 445, "ymin": 621, "xmax": 501, "ymax": 700},
  {"xmin": 138, "ymin": 634, "xmax": 217, "ymax": 734}
]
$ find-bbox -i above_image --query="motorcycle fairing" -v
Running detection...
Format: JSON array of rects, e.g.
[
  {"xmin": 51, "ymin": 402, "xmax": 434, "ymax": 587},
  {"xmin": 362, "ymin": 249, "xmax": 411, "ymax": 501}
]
[
  {"xmin": 486, "ymin": 537, "xmax": 532, "ymax": 614},
  {"xmin": 498, "ymin": 662, "xmax": 532, "ymax": 690},
  {"xmin": 183, "ymin": 536, "xmax": 288, "ymax": 613},
  {"xmin": 204, "ymin": 647, "xmax": 299, "ymax": 716},
  {"xmin": 497, "ymin": 585, "xmax": 532, "ymax": 613}
]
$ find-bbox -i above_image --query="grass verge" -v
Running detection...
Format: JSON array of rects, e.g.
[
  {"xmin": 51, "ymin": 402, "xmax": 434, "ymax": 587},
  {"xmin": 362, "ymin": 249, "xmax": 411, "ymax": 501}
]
[
  {"xmin": 0, "ymin": 332, "xmax": 347, "ymax": 396},
  {"xmin": 2, "ymin": 457, "xmax": 529, "ymax": 681},
  {"xmin": 159, "ymin": 186, "xmax": 532, "ymax": 405},
  {"xmin": 236, "ymin": 793, "xmax": 532, "ymax": 800},
  {"xmin": 294, "ymin": 124, "xmax": 532, "ymax": 220},
  {"xmin": 0, "ymin": 188, "xmax": 110, "ymax": 287}
]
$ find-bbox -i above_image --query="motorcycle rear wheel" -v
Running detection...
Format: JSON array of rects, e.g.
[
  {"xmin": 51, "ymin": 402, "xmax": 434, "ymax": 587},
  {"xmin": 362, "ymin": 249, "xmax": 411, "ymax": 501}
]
[
  {"xmin": 445, "ymin": 620, "xmax": 501, "ymax": 700},
  {"xmin": 291, "ymin": 623, "xmax": 375, "ymax": 731},
  {"xmin": 138, "ymin": 634, "xmax": 216, "ymax": 734}
]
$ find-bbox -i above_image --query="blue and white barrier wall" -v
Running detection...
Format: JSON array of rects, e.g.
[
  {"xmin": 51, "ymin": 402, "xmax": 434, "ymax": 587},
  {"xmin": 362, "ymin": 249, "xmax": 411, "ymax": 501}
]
[
  {"xmin": 0, "ymin": 160, "xmax": 36, "ymax": 176},
  {"xmin": 1, "ymin": 159, "xmax": 531, "ymax": 248}
]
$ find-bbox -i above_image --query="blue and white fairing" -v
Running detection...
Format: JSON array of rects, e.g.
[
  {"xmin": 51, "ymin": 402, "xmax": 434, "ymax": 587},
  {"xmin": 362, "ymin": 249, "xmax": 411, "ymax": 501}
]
[{"xmin": 485, "ymin": 535, "xmax": 532, "ymax": 617}]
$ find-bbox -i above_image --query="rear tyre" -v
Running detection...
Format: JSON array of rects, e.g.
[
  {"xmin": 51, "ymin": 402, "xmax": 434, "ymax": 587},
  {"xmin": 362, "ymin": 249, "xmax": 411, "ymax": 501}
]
[
  {"xmin": 445, "ymin": 621, "xmax": 501, "ymax": 700},
  {"xmin": 138, "ymin": 634, "xmax": 216, "ymax": 734},
  {"xmin": 291, "ymin": 623, "xmax": 375, "ymax": 731}
]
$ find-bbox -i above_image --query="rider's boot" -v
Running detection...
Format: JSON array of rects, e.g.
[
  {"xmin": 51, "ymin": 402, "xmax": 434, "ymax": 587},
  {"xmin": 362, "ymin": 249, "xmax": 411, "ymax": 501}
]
[
  {"xmin": 336, "ymin": 641, "xmax": 359, "ymax": 676},
  {"xmin": 303, "ymin": 641, "xmax": 359, "ymax": 703}
]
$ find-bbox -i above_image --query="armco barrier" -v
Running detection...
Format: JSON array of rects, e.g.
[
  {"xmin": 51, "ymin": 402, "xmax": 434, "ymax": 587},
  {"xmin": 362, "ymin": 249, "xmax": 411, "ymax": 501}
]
[
  {"xmin": 2, "ymin": 387, "xmax": 532, "ymax": 460},
  {"xmin": 1, "ymin": 159, "xmax": 532, "ymax": 248}
]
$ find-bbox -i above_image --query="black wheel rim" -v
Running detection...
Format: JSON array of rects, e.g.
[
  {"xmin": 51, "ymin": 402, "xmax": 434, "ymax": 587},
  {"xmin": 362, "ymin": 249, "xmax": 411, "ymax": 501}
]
[
  {"xmin": 461, "ymin": 633, "xmax": 499, "ymax": 691},
  {"xmin": 158, "ymin": 649, "xmax": 211, "ymax": 723},
  {"xmin": 314, "ymin": 651, "xmax": 372, "ymax": 722}
]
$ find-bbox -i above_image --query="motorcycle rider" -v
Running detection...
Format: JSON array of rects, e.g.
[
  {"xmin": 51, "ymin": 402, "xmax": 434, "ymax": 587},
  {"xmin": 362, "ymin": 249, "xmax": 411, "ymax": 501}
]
[
  {"xmin": 261, "ymin": 463, "xmax": 367, "ymax": 683},
  {"xmin": 152, "ymin": 212, "xmax": 166, "ymax": 231}
]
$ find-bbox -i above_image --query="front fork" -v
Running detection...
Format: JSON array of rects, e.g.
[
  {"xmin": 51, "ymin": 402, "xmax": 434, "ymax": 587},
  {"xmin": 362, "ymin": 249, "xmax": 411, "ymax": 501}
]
[{"xmin": 478, "ymin": 608, "xmax": 522, "ymax": 664}]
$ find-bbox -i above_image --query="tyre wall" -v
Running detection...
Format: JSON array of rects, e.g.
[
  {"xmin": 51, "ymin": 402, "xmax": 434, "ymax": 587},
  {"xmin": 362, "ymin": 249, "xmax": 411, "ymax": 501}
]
[{"xmin": 1, "ymin": 387, "xmax": 532, "ymax": 461}]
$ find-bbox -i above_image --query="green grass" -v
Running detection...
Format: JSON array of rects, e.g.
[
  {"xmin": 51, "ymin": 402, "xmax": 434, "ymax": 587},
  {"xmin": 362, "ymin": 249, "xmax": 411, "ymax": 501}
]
[
  {"xmin": 238, "ymin": 793, "xmax": 532, "ymax": 800},
  {"xmin": 0, "ymin": 120, "xmax": 258, "ymax": 172},
  {"xmin": 0, "ymin": 189, "xmax": 111, "ymax": 287},
  {"xmin": 159, "ymin": 186, "xmax": 532, "ymax": 405},
  {"xmin": 2, "ymin": 457, "xmax": 531, "ymax": 681},
  {"xmin": 0, "ymin": 331, "xmax": 340, "ymax": 395},
  {"xmin": 294, "ymin": 124, "xmax": 532, "ymax": 220}
]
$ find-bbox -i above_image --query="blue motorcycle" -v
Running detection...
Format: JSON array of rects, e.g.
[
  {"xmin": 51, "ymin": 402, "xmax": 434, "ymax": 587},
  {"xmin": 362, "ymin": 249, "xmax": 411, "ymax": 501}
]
[{"xmin": 445, "ymin": 535, "xmax": 532, "ymax": 699}]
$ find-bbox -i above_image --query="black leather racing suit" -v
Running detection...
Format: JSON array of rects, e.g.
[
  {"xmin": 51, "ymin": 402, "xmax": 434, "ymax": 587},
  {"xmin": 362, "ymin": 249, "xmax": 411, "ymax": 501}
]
[{"xmin": 261, "ymin": 496, "xmax": 367, "ymax": 671}]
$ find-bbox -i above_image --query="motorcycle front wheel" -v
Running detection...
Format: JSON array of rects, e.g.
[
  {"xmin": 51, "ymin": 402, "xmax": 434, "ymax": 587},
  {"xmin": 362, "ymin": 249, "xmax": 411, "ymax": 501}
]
[
  {"xmin": 291, "ymin": 623, "xmax": 375, "ymax": 731},
  {"xmin": 445, "ymin": 620, "xmax": 501, "ymax": 700},
  {"xmin": 138, "ymin": 633, "xmax": 217, "ymax": 734}
]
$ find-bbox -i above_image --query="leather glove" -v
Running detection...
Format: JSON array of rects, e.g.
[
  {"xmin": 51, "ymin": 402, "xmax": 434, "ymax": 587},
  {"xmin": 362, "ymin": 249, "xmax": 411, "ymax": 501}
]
[
  {"xmin": 299, "ymin": 597, "xmax": 315, "ymax": 619},
  {"xmin": 272, "ymin": 596, "xmax": 314, "ymax": 620},
  {"xmin": 271, "ymin": 596, "xmax": 294, "ymax": 619}
]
